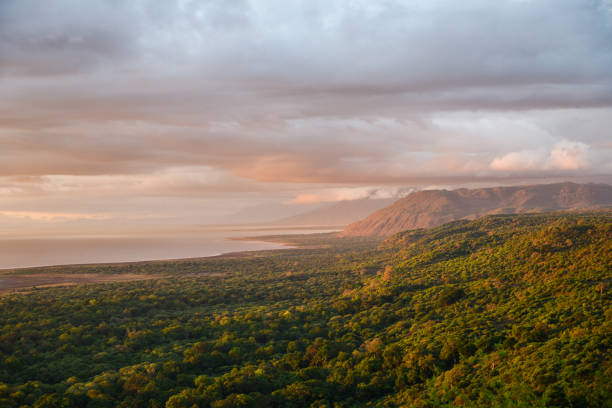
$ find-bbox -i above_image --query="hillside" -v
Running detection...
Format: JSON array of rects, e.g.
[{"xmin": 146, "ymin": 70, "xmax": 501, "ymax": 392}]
[
  {"xmin": 275, "ymin": 197, "xmax": 396, "ymax": 226},
  {"xmin": 0, "ymin": 212, "xmax": 610, "ymax": 407},
  {"xmin": 341, "ymin": 182, "xmax": 612, "ymax": 236}
]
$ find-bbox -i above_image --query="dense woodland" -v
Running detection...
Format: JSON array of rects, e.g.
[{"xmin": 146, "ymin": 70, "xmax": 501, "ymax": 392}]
[{"xmin": 0, "ymin": 212, "xmax": 610, "ymax": 407}]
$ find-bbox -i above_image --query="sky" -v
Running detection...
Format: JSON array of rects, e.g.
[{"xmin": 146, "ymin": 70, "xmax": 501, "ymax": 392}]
[{"xmin": 1, "ymin": 0, "xmax": 612, "ymax": 235}]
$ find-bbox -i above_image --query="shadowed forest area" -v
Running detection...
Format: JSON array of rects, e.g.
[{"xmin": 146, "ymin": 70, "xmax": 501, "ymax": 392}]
[{"xmin": 0, "ymin": 212, "xmax": 610, "ymax": 407}]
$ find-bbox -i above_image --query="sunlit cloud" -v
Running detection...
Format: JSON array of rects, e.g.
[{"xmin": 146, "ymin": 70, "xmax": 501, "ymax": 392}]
[
  {"xmin": 0, "ymin": 211, "xmax": 112, "ymax": 222},
  {"xmin": 490, "ymin": 150, "xmax": 545, "ymax": 172},
  {"xmin": 549, "ymin": 141, "xmax": 589, "ymax": 170},
  {"xmin": 490, "ymin": 140, "xmax": 590, "ymax": 172},
  {"xmin": 290, "ymin": 187, "xmax": 415, "ymax": 204}
]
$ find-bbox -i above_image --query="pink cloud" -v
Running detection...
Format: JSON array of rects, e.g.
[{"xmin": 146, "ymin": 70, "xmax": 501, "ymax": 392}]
[
  {"xmin": 490, "ymin": 140, "xmax": 590, "ymax": 172},
  {"xmin": 549, "ymin": 141, "xmax": 589, "ymax": 170},
  {"xmin": 290, "ymin": 187, "xmax": 412, "ymax": 204},
  {"xmin": 291, "ymin": 189, "xmax": 372, "ymax": 204},
  {"xmin": 490, "ymin": 150, "xmax": 544, "ymax": 171}
]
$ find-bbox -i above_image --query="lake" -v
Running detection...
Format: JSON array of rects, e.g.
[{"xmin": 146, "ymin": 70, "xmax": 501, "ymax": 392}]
[{"xmin": 0, "ymin": 226, "xmax": 339, "ymax": 270}]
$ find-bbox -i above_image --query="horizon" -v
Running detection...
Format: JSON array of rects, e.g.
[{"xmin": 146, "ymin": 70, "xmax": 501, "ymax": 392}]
[{"xmin": 2, "ymin": 0, "xmax": 612, "ymax": 238}]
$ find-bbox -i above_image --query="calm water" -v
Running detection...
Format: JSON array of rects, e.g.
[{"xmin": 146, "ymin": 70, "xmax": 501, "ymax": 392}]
[{"xmin": 0, "ymin": 226, "xmax": 338, "ymax": 270}]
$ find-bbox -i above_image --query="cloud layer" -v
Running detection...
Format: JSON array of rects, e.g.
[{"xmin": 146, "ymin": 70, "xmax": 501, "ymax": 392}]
[{"xmin": 1, "ymin": 0, "xmax": 611, "ymax": 229}]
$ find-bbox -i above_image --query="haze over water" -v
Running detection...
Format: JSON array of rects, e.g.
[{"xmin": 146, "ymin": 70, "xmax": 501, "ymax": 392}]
[{"xmin": 0, "ymin": 226, "xmax": 337, "ymax": 270}]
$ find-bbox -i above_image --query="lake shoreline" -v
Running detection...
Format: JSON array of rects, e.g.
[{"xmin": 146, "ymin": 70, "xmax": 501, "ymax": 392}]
[
  {"xmin": 0, "ymin": 231, "xmax": 346, "ymax": 296},
  {"xmin": 0, "ymin": 226, "xmax": 342, "ymax": 272},
  {"xmin": 0, "ymin": 230, "xmax": 342, "ymax": 274}
]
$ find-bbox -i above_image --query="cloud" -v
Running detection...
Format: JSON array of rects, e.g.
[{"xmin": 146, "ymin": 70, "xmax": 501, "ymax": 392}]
[
  {"xmin": 490, "ymin": 140, "xmax": 590, "ymax": 172},
  {"xmin": 3, "ymin": 0, "xmax": 612, "ymax": 117},
  {"xmin": 0, "ymin": 0, "xmax": 611, "ymax": 232},
  {"xmin": 291, "ymin": 188, "xmax": 375, "ymax": 204},
  {"xmin": 0, "ymin": 166, "xmax": 267, "ymax": 199},
  {"xmin": 549, "ymin": 141, "xmax": 589, "ymax": 170},
  {"xmin": 0, "ymin": 0, "xmax": 139, "ymax": 76},
  {"xmin": 0, "ymin": 211, "xmax": 112, "ymax": 222},
  {"xmin": 290, "ymin": 187, "xmax": 414, "ymax": 204},
  {"xmin": 490, "ymin": 150, "xmax": 545, "ymax": 171}
]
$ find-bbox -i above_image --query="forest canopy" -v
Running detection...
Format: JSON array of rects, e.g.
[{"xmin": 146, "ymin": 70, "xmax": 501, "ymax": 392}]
[{"xmin": 0, "ymin": 212, "xmax": 610, "ymax": 407}]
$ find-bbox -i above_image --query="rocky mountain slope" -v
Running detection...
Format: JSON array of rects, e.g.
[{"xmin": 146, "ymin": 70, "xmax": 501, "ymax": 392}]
[{"xmin": 340, "ymin": 182, "xmax": 612, "ymax": 236}]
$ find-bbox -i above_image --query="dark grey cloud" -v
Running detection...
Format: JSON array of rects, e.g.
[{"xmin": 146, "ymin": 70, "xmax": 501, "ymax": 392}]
[
  {"xmin": 2, "ymin": 0, "xmax": 611, "ymax": 97},
  {"xmin": 0, "ymin": 0, "xmax": 139, "ymax": 75}
]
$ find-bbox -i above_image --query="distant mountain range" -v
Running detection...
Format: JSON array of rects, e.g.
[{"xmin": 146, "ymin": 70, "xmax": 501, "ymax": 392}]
[
  {"xmin": 340, "ymin": 182, "xmax": 612, "ymax": 236},
  {"xmin": 223, "ymin": 202, "xmax": 320, "ymax": 225},
  {"xmin": 222, "ymin": 198, "xmax": 397, "ymax": 226},
  {"xmin": 275, "ymin": 198, "xmax": 396, "ymax": 226}
]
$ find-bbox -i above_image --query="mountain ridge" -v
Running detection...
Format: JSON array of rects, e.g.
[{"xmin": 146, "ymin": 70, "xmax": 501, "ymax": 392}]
[{"xmin": 340, "ymin": 182, "xmax": 612, "ymax": 236}]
